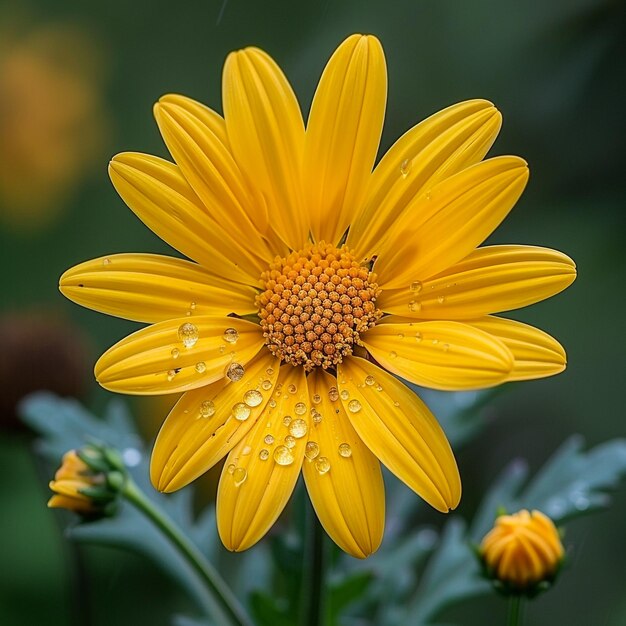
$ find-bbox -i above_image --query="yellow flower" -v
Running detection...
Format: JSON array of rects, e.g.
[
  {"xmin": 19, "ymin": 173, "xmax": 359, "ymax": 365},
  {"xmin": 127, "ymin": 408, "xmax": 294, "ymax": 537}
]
[
  {"xmin": 48, "ymin": 450, "xmax": 107, "ymax": 515},
  {"xmin": 60, "ymin": 34, "xmax": 575, "ymax": 557},
  {"xmin": 480, "ymin": 509, "xmax": 565, "ymax": 591}
]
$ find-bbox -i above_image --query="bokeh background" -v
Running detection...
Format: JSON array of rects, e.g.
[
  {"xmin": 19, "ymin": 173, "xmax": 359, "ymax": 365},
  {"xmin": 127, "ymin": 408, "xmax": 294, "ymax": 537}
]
[{"xmin": 1, "ymin": 0, "xmax": 624, "ymax": 624}]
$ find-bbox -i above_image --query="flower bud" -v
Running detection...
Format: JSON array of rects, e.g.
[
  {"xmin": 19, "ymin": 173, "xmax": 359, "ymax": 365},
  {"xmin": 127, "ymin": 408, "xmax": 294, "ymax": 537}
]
[
  {"xmin": 480, "ymin": 509, "xmax": 564, "ymax": 594},
  {"xmin": 48, "ymin": 448, "xmax": 119, "ymax": 516}
]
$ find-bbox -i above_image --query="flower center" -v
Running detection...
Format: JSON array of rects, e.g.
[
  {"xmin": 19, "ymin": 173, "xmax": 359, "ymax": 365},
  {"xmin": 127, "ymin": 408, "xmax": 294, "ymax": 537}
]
[{"xmin": 257, "ymin": 242, "xmax": 382, "ymax": 371}]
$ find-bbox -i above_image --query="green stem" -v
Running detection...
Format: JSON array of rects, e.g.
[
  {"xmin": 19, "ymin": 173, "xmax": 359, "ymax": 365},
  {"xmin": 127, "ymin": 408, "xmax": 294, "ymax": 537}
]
[
  {"xmin": 507, "ymin": 595, "xmax": 523, "ymax": 626},
  {"xmin": 301, "ymin": 503, "xmax": 326, "ymax": 626},
  {"xmin": 122, "ymin": 477, "xmax": 253, "ymax": 626}
]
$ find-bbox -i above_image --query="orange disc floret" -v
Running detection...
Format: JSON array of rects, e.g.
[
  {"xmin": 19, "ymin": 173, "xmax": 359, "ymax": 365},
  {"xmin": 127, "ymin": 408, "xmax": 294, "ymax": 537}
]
[{"xmin": 257, "ymin": 242, "xmax": 382, "ymax": 371}]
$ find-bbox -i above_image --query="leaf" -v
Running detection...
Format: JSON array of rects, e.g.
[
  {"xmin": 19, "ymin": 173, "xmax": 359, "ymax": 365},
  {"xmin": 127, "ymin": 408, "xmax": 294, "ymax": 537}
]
[
  {"xmin": 249, "ymin": 591, "xmax": 292, "ymax": 626},
  {"xmin": 327, "ymin": 571, "xmax": 373, "ymax": 624}
]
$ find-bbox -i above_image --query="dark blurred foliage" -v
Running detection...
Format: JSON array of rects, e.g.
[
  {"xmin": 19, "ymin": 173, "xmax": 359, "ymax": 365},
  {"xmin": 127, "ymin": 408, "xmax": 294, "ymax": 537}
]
[{"xmin": 1, "ymin": 0, "xmax": 624, "ymax": 624}]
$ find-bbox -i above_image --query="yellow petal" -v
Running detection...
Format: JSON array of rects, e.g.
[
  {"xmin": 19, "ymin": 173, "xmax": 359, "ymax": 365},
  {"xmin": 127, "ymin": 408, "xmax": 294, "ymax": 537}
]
[
  {"xmin": 153, "ymin": 97, "xmax": 272, "ymax": 246},
  {"xmin": 48, "ymin": 494, "xmax": 95, "ymax": 513},
  {"xmin": 303, "ymin": 368, "xmax": 385, "ymax": 558},
  {"xmin": 151, "ymin": 351, "xmax": 280, "ymax": 492},
  {"xmin": 217, "ymin": 367, "xmax": 308, "ymax": 551},
  {"xmin": 374, "ymin": 156, "xmax": 529, "ymax": 289},
  {"xmin": 467, "ymin": 316, "xmax": 567, "ymax": 381},
  {"xmin": 60, "ymin": 253, "xmax": 257, "ymax": 323},
  {"xmin": 378, "ymin": 245, "xmax": 576, "ymax": 319},
  {"xmin": 109, "ymin": 152, "xmax": 268, "ymax": 286},
  {"xmin": 95, "ymin": 316, "xmax": 264, "ymax": 395},
  {"xmin": 348, "ymin": 99, "xmax": 501, "ymax": 260},
  {"xmin": 304, "ymin": 34, "xmax": 387, "ymax": 245},
  {"xmin": 49, "ymin": 479, "xmax": 90, "ymax": 499},
  {"xmin": 223, "ymin": 47, "xmax": 307, "ymax": 250},
  {"xmin": 362, "ymin": 319, "xmax": 513, "ymax": 390},
  {"xmin": 337, "ymin": 357, "xmax": 460, "ymax": 512}
]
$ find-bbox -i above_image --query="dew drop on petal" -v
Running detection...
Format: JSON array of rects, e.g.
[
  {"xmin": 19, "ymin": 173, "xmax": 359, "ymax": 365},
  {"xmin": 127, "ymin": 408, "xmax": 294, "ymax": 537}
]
[
  {"xmin": 171, "ymin": 348, "xmax": 180, "ymax": 359},
  {"xmin": 227, "ymin": 463, "xmax": 236, "ymax": 475},
  {"xmin": 233, "ymin": 467, "xmax": 247, "ymax": 486},
  {"xmin": 282, "ymin": 415, "xmax": 292, "ymax": 426},
  {"xmin": 264, "ymin": 434, "xmax": 275, "ymax": 445},
  {"xmin": 284, "ymin": 435, "xmax": 296, "ymax": 449},
  {"xmin": 328, "ymin": 387, "xmax": 339, "ymax": 402},
  {"xmin": 287, "ymin": 384, "xmax": 297, "ymax": 394},
  {"xmin": 305, "ymin": 441, "xmax": 320, "ymax": 460},
  {"xmin": 242, "ymin": 445, "xmax": 252, "ymax": 456},
  {"xmin": 408, "ymin": 300, "xmax": 421, "ymax": 313},
  {"xmin": 437, "ymin": 295, "xmax": 445, "ymax": 304},
  {"xmin": 340, "ymin": 389, "xmax": 349, "ymax": 401},
  {"xmin": 365, "ymin": 375, "xmax": 376, "ymax": 386},
  {"xmin": 259, "ymin": 449, "xmax": 269, "ymax": 461},
  {"xmin": 261, "ymin": 379, "xmax": 273, "ymax": 391},
  {"xmin": 178, "ymin": 322, "xmax": 199, "ymax": 348},
  {"xmin": 348, "ymin": 399, "xmax": 361, "ymax": 413},
  {"xmin": 294, "ymin": 402, "xmax": 307, "ymax": 416},
  {"xmin": 266, "ymin": 367, "xmax": 274, "ymax": 376},
  {"xmin": 195, "ymin": 361, "xmax": 206, "ymax": 373},
  {"xmin": 338, "ymin": 443, "xmax": 352, "ymax": 458},
  {"xmin": 223, "ymin": 328, "xmax": 239, "ymax": 344},
  {"xmin": 269, "ymin": 398, "xmax": 277, "ymax": 408},
  {"xmin": 289, "ymin": 418, "xmax": 308, "ymax": 438},
  {"xmin": 410, "ymin": 281, "xmax": 422, "ymax": 293},
  {"xmin": 312, "ymin": 393, "xmax": 321, "ymax": 404},
  {"xmin": 389, "ymin": 351, "xmax": 397, "ymax": 359},
  {"xmin": 400, "ymin": 158, "xmax": 411, "ymax": 178},
  {"xmin": 415, "ymin": 332, "xmax": 422, "ymax": 341},
  {"xmin": 315, "ymin": 457, "xmax": 330, "ymax": 475},
  {"xmin": 232, "ymin": 402, "xmax": 251, "ymax": 421},
  {"xmin": 200, "ymin": 400, "xmax": 215, "ymax": 418},
  {"xmin": 274, "ymin": 445, "xmax": 294, "ymax": 466},
  {"xmin": 243, "ymin": 389, "xmax": 263, "ymax": 407},
  {"xmin": 312, "ymin": 410, "xmax": 322, "ymax": 424},
  {"xmin": 102, "ymin": 258, "xmax": 111, "ymax": 266},
  {"xmin": 167, "ymin": 369, "xmax": 177, "ymax": 382},
  {"xmin": 226, "ymin": 362, "xmax": 245, "ymax": 381}
]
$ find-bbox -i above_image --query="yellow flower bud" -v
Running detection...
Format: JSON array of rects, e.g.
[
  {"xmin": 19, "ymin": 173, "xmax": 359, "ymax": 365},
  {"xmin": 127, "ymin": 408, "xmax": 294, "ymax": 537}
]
[
  {"xmin": 48, "ymin": 450, "xmax": 108, "ymax": 515},
  {"xmin": 480, "ymin": 509, "xmax": 564, "ymax": 592}
]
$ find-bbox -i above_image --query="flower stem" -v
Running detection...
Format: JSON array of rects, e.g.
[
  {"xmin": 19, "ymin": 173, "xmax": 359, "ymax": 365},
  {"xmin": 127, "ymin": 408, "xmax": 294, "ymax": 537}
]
[
  {"xmin": 121, "ymin": 477, "xmax": 253, "ymax": 626},
  {"xmin": 301, "ymin": 503, "xmax": 326, "ymax": 626},
  {"xmin": 507, "ymin": 595, "xmax": 523, "ymax": 626}
]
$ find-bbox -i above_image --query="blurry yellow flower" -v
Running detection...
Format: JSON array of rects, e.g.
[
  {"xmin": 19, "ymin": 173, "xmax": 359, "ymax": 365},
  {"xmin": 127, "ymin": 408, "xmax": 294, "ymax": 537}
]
[
  {"xmin": 60, "ymin": 34, "xmax": 575, "ymax": 557},
  {"xmin": 0, "ymin": 20, "xmax": 108, "ymax": 232},
  {"xmin": 480, "ymin": 509, "xmax": 564, "ymax": 591},
  {"xmin": 48, "ymin": 450, "xmax": 108, "ymax": 515}
]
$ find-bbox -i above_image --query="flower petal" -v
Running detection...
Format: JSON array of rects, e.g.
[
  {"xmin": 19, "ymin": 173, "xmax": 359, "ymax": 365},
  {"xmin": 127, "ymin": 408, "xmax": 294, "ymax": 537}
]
[
  {"xmin": 467, "ymin": 316, "xmax": 567, "ymax": 381},
  {"xmin": 362, "ymin": 319, "xmax": 513, "ymax": 390},
  {"xmin": 153, "ymin": 96, "xmax": 272, "ymax": 247},
  {"xmin": 217, "ymin": 366, "xmax": 308, "ymax": 551},
  {"xmin": 109, "ymin": 152, "xmax": 268, "ymax": 286},
  {"xmin": 304, "ymin": 34, "xmax": 387, "ymax": 245},
  {"xmin": 303, "ymin": 368, "xmax": 385, "ymax": 558},
  {"xmin": 348, "ymin": 99, "xmax": 501, "ymax": 260},
  {"xmin": 378, "ymin": 245, "xmax": 576, "ymax": 319},
  {"xmin": 374, "ymin": 156, "xmax": 529, "ymax": 289},
  {"xmin": 95, "ymin": 316, "xmax": 264, "ymax": 395},
  {"xmin": 223, "ymin": 47, "xmax": 307, "ymax": 249},
  {"xmin": 60, "ymin": 253, "xmax": 257, "ymax": 323},
  {"xmin": 337, "ymin": 357, "xmax": 460, "ymax": 512},
  {"xmin": 151, "ymin": 351, "xmax": 280, "ymax": 492}
]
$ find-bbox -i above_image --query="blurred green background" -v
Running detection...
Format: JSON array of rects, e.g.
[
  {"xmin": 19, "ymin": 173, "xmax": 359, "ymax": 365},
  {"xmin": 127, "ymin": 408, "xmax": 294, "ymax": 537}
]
[{"xmin": 1, "ymin": 0, "xmax": 624, "ymax": 624}]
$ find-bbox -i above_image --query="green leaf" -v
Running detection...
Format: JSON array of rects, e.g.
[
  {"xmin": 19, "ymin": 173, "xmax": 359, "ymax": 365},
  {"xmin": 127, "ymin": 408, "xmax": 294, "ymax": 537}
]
[{"xmin": 249, "ymin": 591, "xmax": 292, "ymax": 626}]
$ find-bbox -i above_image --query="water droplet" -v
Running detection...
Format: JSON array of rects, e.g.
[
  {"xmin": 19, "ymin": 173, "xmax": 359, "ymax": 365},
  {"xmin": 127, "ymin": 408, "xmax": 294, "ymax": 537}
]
[
  {"xmin": 408, "ymin": 300, "xmax": 422, "ymax": 313},
  {"xmin": 305, "ymin": 441, "xmax": 320, "ymax": 460},
  {"xmin": 226, "ymin": 362, "xmax": 245, "ymax": 381},
  {"xmin": 189, "ymin": 301, "xmax": 197, "ymax": 311},
  {"xmin": 294, "ymin": 402, "xmax": 307, "ymax": 416},
  {"xmin": 195, "ymin": 361, "xmax": 207, "ymax": 373},
  {"xmin": 200, "ymin": 400, "xmax": 215, "ymax": 418},
  {"xmin": 393, "ymin": 400, "xmax": 400, "ymax": 407},
  {"xmin": 328, "ymin": 387, "xmax": 339, "ymax": 402},
  {"xmin": 312, "ymin": 393, "xmax": 321, "ymax": 404},
  {"xmin": 425, "ymin": 190, "xmax": 432, "ymax": 200},
  {"xmin": 259, "ymin": 449, "xmax": 269, "ymax": 461},
  {"xmin": 376, "ymin": 384, "xmax": 383, "ymax": 392},
  {"xmin": 233, "ymin": 467, "xmax": 247, "ymax": 486},
  {"xmin": 284, "ymin": 435, "xmax": 296, "ymax": 449},
  {"xmin": 167, "ymin": 369, "xmax": 177, "ymax": 382},
  {"xmin": 269, "ymin": 398, "xmax": 277, "ymax": 408},
  {"xmin": 437, "ymin": 295, "xmax": 445, "ymax": 304},
  {"xmin": 242, "ymin": 445, "xmax": 252, "ymax": 456},
  {"xmin": 282, "ymin": 415, "xmax": 292, "ymax": 426},
  {"xmin": 312, "ymin": 410, "xmax": 322, "ymax": 424},
  {"xmin": 232, "ymin": 402, "xmax": 251, "ymax": 421},
  {"xmin": 287, "ymin": 384, "xmax": 297, "ymax": 394},
  {"xmin": 171, "ymin": 348, "xmax": 180, "ymax": 359},
  {"xmin": 102, "ymin": 258, "xmax": 111, "ymax": 266},
  {"xmin": 340, "ymin": 389, "xmax": 349, "ymax": 401},
  {"xmin": 227, "ymin": 463, "xmax": 236, "ymax": 475},
  {"xmin": 410, "ymin": 281, "xmax": 422, "ymax": 293},
  {"xmin": 443, "ymin": 343, "xmax": 450, "ymax": 352},
  {"xmin": 266, "ymin": 367, "xmax": 274, "ymax": 376},
  {"xmin": 365, "ymin": 375, "xmax": 376, "ymax": 386},
  {"xmin": 415, "ymin": 332, "xmax": 422, "ymax": 341},
  {"xmin": 261, "ymin": 379, "xmax": 273, "ymax": 391},
  {"xmin": 338, "ymin": 443, "xmax": 352, "ymax": 458},
  {"xmin": 274, "ymin": 445, "xmax": 294, "ymax": 466},
  {"xmin": 389, "ymin": 351, "xmax": 397, "ymax": 359},
  {"xmin": 397, "ymin": 333, "xmax": 404, "ymax": 340},
  {"xmin": 243, "ymin": 389, "xmax": 263, "ymax": 407},
  {"xmin": 432, "ymin": 339, "xmax": 439, "ymax": 345},
  {"xmin": 348, "ymin": 399, "xmax": 362, "ymax": 413},
  {"xmin": 400, "ymin": 158, "xmax": 411, "ymax": 178},
  {"xmin": 264, "ymin": 434, "xmax": 275, "ymax": 445},
  {"xmin": 315, "ymin": 457, "xmax": 330, "ymax": 475},
  {"xmin": 178, "ymin": 322, "xmax": 199, "ymax": 348},
  {"xmin": 223, "ymin": 328, "xmax": 239, "ymax": 344},
  {"xmin": 289, "ymin": 418, "xmax": 308, "ymax": 438}
]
